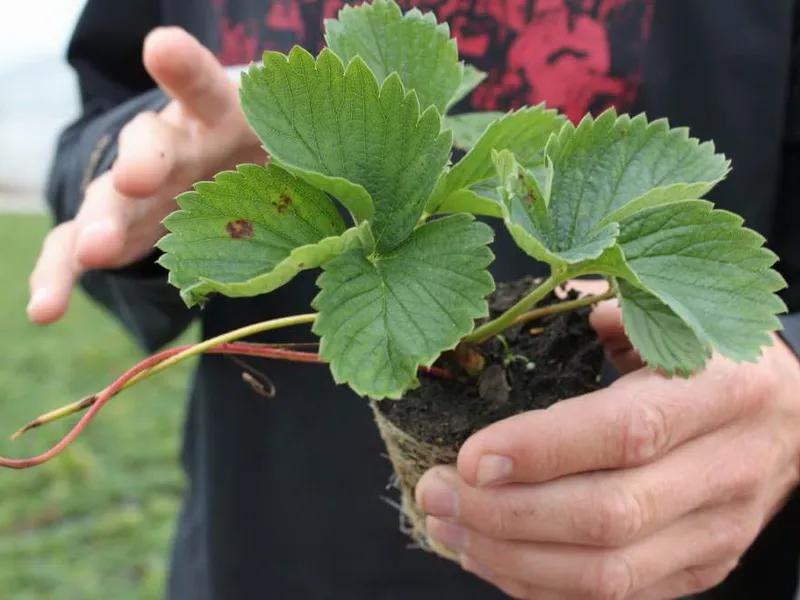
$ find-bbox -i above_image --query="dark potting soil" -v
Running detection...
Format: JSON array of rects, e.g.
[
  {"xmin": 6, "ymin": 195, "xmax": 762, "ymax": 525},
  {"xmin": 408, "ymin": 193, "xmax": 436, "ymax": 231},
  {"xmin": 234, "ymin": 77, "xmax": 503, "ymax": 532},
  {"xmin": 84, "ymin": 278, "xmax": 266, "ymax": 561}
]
[{"xmin": 378, "ymin": 277, "xmax": 605, "ymax": 448}]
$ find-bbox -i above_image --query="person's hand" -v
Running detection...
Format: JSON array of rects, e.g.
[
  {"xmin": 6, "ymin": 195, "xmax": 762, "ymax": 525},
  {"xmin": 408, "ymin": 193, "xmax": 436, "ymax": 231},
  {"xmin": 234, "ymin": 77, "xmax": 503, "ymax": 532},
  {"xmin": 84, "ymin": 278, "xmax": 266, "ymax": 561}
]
[
  {"xmin": 416, "ymin": 295, "xmax": 800, "ymax": 599},
  {"xmin": 27, "ymin": 27, "xmax": 265, "ymax": 324}
]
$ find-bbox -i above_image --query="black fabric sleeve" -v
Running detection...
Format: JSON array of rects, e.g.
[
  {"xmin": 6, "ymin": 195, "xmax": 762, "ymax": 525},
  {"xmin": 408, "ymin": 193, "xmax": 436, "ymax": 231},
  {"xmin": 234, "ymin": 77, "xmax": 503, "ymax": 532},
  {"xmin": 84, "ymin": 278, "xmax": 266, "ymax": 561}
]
[
  {"xmin": 775, "ymin": 4, "xmax": 800, "ymax": 363},
  {"xmin": 779, "ymin": 314, "xmax": 800, "ymax": 359},
  {"xmin": 46, "ymin": 0, "xmax": 196, "ymax": 353}
]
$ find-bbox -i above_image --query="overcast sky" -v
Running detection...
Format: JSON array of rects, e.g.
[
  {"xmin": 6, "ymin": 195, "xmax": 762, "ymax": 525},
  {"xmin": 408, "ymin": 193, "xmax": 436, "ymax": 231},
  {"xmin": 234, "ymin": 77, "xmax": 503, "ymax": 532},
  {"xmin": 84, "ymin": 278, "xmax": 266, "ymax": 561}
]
[
  {"xmin": 0, "ymin": 0, "xmax": 86, "ymax": 73},
  {"xmin": 0, "ymin": 0, "xmax": 87, "ymax": 190}
]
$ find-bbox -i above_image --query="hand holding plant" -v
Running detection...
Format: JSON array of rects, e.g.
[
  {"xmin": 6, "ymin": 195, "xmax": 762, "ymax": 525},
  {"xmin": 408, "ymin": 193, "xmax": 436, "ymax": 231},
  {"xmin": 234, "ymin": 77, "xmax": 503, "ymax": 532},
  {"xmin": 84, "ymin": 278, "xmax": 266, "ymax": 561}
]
[{"xmin": 418, "ymin": 304, "xmax": 800, "ymax": 599}]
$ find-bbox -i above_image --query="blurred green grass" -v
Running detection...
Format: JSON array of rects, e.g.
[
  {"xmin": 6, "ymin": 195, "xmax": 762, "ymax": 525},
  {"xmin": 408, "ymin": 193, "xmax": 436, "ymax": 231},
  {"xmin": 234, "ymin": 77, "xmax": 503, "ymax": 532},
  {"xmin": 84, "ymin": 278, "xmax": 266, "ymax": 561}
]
[{"xmin": 0, "ymin": 214, "xmax": 195, "ymax": 599}]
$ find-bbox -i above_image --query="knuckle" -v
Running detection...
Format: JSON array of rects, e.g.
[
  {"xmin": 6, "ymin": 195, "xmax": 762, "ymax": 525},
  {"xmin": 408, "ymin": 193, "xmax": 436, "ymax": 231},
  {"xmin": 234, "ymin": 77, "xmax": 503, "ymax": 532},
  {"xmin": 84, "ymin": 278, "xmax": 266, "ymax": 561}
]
[
  {"xmin": 573, "ymin": 480, "xmax": 645, "ymax": 546},
  {"xmin": 618, "ymin": 400, "xmax": 671, "ymax": 466},
  {"xmin": 708, "ymin": 510, "xmax": 759, "ymax": 559},
  {"xmin": 705, "ymin": 446, "xmax": 770, "ymax": 502},
  {"xmin": 750, "ymin": 364, "xmax": 779, "ymax": 412},
  {"xmin": 581, "ymin": 552, "xmax": 636, "ymax": 600},
  {"xmin": 682, "ymin": 561, "xmax": 738, "ymax": 594},
  {"xmin": 725, "ymin": 361, "xmax": 776, "ymax": 416},
  {"xmin": 727, "ymin": 454, "xmax": 767, "ymax": 498}
]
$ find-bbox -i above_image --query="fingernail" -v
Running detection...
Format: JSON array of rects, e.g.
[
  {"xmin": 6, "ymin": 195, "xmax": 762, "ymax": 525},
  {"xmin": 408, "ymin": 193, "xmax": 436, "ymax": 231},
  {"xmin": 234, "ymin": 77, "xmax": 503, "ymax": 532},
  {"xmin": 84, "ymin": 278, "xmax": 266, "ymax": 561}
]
[
  {"xmin": 418, "ymin": 473, "xmax": 458, "ymax": 518},
  {"xmin": 428, "ymin": 518, "xmax": 468, "ymax": 552},
  {"xmin": 461, "ymin": 554, "xmax": 495, "ymax": 579},
  {"xmin": 476, "ymin": 455, "xmax": 513, "ymax": 487},
  {"xmin": 27, "ymin": 288, "xmax": 52, "ymax": 315}
]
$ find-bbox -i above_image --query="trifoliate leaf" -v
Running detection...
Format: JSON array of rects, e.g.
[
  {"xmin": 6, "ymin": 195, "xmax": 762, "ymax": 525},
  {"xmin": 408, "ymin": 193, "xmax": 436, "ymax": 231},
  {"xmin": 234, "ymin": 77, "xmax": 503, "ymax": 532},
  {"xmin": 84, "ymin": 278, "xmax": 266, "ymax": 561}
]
[
  {"xmin": 426, "ymin": 106, "xmax": 565, "ymax": 214},
  {"xmin": 241, "ymin": 47, "xmax": 452, "ymax": 252},
  {"xmin": 615, "ymin": 200, "xmax": 786, "ymax": 364},
  {"xmin": 448, "ymin": 64, "xmax": 487, "ymax": 109},
  {"xmin": 324, "ymin": 0, "xmax": 462, "ymax": 113},
  {"xmin": 157, "ymin": 164, "xmax": 360, "ymax": 307},
  {"xmin": 545, "ymin": 110, "xmax": 730, "ymax": 252},
  {"xmin": 312, "ymin": 214, "xmax": 495, "ymax": 399},
  {"xmin": 617, "ymin": 280, "xmax": 710, "ymax": 377}
]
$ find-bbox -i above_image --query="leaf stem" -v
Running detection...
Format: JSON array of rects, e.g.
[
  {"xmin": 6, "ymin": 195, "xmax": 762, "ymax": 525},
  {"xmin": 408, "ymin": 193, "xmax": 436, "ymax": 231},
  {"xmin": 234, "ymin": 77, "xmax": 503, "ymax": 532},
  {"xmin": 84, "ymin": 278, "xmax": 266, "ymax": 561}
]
[
  {"xmin": 9, "ymin": 343, "xmax": 324, "ymax": 442},
  {"xmin": 3, "ymin": 313, "xmax": 457, "ymax": 466},
  {"xmin": 123, "ymin": 313, "xmax": 319, "ymax": 390},
  {"xmin": 512, "ymin": 287, "xmax": 617, "ymax": 327},
  {"xmin": 0, "ymin": 314, "xmax": 317, "ymax": 469},
  {"xmin": 464, "ymin": 273, "xmax": 562, "ymax": 345}
]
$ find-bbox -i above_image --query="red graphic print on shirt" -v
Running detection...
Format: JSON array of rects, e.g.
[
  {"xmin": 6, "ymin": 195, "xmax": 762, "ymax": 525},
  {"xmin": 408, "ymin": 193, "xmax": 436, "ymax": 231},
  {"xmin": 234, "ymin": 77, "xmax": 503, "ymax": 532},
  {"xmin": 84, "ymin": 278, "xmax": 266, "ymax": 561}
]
[{"xmin": 212, "ymin": 0, "xmax": 654, "ymax": 122}]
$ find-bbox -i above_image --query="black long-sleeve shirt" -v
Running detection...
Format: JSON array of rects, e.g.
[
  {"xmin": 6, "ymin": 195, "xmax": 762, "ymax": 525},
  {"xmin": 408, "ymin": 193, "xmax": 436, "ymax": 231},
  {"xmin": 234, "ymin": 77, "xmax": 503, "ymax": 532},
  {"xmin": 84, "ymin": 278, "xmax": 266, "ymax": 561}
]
[{"xmin": 48, "ymin": 1, "xmax": 800, "ymax": 598}]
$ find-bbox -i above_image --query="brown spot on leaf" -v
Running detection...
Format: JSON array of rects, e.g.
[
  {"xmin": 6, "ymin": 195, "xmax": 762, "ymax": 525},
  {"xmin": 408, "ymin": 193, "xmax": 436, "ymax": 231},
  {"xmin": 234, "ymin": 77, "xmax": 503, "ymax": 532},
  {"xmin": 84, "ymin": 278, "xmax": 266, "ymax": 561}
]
[
  {"xmin": 226, "ymin": 219, "xmax": 254, "ymax": 239},
  {"xmin": 276, "ymin": 195, "xmax": 292, "ymax": 214}
]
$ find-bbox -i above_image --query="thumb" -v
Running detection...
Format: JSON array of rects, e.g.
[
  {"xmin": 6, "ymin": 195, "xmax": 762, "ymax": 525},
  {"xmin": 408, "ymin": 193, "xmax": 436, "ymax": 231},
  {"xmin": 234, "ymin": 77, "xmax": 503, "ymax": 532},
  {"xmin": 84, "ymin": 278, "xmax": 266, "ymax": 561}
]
[
  {"xmin": 590, "ymin": 299, "xmax": 644, "ymax": 375},
  {"xmin": 143, "ymin": 27, "xmax": 236, "ymax": 126}
]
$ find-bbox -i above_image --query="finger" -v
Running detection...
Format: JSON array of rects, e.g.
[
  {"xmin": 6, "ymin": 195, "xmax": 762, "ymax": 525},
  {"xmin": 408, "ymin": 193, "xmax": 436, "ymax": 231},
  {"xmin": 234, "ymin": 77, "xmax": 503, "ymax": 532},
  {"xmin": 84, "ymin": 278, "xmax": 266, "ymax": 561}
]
[
  {"xmin": 607, "ymin": 347, "xmax": 645, "ymax": 377},
  {"xmin": 460, "ymin": 556, "xmax": 531, "ymax": 599},
  {"xmin": 421, "ymin": 427, "xmax": 760, "ymax": 547},
  {"xmin": 629, "ymin": 561, "xmax": 738, "ymax": 600},
  {"xmin": 113, "ymin": 111, "xmax": 178, "ymax": 198},
  {"xmin": 469, "ymin": 561, "xmax": 736, "ymax": 600},
  {"xmin": 588, "ymin": 295, "xmax": 646, "ymax": 375},
  {"xmin": 28, "ymin": 222, "xmax": 82, "ymax": 324},
  {"xmin": 428, "ymin": 503, "xmax": 759, "ymax": 598},
  {"xmin": 458, "ymin": 358, "xmax": 758, "ymax": 486},
  {"xmin": 564, "ymin": 278, "xmax": 610, "ymax": 297},
  {"xmin": 143, "ymin": 27, "xmax": 235, "ymax": 125},
  {"xmin": 73, "ymin": 173, "xmax": 131, "ymax": 270},
  {"xmin": 589, "ymin": 295, "xmax": 626, "ymax": 345},
  {"xmin": 461, "ymin": 557, "xmax": 585, "ymax": 600}
]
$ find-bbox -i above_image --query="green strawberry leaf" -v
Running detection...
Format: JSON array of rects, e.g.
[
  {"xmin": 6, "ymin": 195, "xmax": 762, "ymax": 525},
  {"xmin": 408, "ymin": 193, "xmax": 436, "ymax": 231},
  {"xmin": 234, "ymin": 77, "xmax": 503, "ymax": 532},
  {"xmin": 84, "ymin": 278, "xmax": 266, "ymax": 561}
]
[
  {"xmin": 157, "ymin": 164, "xmax": 360, "ymax": 307},
  {"xmin": 434, "ymin": 186, "xmax": 502, "ymax": 218},
  {"xmin": 614, "ymin": 200, "xmax": 786, "ymax": 365},
  {"xmin": 426, "ymin": 106, "xmax": 565, "ymax": 214},
  {"xmin": 617, "ymin": 280, "xmax": 711, "ymax": 377},
  {"xmin": 312, "ymin": 214, "xmax": 495, "ymax": 399},
  {"xmin": 500, "ymin": 109, "xmax": 730, "ymax": 267},
  {"xmin": 545, "ymin": 110, "xmax": 730, "ymax": 253},
  {"xmin": 240, "ymin": 47, "xmax": 452, "ymax": 252},
  {"xmin": 448, "ymin": 64, "xmax": 487, "ymax": 109},
  {"xmin": 444, "ymin": 111, "xmax": 505, "ymax": 150},
  {"xmin": 324, "ymin": 0, "xmax": 462, "ymax": 113}
]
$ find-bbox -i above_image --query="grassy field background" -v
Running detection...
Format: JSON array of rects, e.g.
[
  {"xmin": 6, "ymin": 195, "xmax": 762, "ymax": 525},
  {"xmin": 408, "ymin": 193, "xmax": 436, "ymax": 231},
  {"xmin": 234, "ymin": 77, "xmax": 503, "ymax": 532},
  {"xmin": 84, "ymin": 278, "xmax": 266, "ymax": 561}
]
[{"xmin": 0, "ymin": 214, "xmax": 195, "ymax": 599}]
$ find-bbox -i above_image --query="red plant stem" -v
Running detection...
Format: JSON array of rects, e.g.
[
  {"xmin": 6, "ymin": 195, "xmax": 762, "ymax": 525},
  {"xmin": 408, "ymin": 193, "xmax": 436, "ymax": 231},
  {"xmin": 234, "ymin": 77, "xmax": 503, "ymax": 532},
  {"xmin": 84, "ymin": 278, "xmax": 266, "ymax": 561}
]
[
  {"xmin": 0, "ymin": 343, "xmax": 453, "ymax": 469},
  {"xmin": 0, "ymin": 348, "xmax": 178, "ymax": 469}
]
